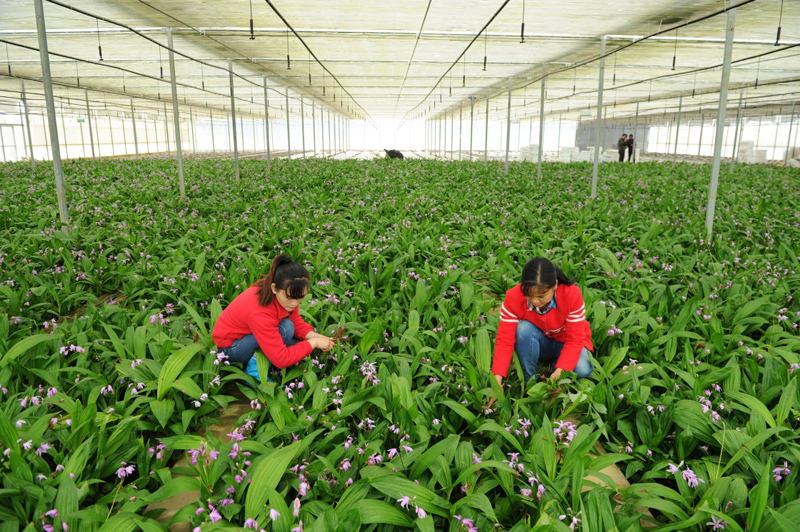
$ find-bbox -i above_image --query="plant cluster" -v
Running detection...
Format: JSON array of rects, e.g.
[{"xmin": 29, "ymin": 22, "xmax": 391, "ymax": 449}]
[{"xmin": 0, "ymin": 158, "xmax": 798, "ymax": 531}]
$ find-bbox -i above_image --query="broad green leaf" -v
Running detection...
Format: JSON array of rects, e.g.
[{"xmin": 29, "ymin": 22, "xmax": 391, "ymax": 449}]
[
  {"xmin": 150, "ymin": 399, "xmax": 175, "ymax": 428},
  {"xmin": 355, "ymin": 500, "xmax": 413, "ymax": 526},
  {"xmin": 451, "ymin": 493, "xmax": 498, "ymax": 523},
  {"xmin": 1, "ymin": 333, "xmax": 61, "ymax": 366},
  {"xmin": 474, "ymin": 329, "xmax": 492, "ymax": 373},
  {"xmin": 157, "ymin": 343, "xmax": 205, "ymax": 399},
  {"xmin": 245, "ymin": 442, "xmax": 301, "ymax": 519},
  {"xmin": 728, "ymin": 391, "xmax": 777, "ymax": 429}
]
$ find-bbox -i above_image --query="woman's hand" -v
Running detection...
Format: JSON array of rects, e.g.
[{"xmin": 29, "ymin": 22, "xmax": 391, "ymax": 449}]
[
  {"xmin": 549, "ymin": 368, "xmax": 563, "ymax": 380},
  {"xmin": 308, "ymin": 334, "xmax": 334, "ymax": 352},
  {"xmin": 487, "ymin": 374, "xmax": 503, "ymax": 409}
]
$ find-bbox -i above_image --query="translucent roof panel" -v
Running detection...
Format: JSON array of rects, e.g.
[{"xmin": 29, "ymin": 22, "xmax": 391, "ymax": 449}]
[{"xmin": 1, "ymin": 0, "xmax": 797, "ymax": 123}]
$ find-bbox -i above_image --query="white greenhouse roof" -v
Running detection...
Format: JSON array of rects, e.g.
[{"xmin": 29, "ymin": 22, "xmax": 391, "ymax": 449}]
[{"xmin": 0, "ymin": 0, "xmax": 798, "ymax": 124}]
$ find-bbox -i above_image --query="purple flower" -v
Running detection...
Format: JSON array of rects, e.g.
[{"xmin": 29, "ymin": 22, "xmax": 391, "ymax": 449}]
[
  {"xmin": 398, "ymin": 496, "xmax": 411, "ymax": 509},
  {"xmin": 707, "ymin": 515, "xmax": 729, "ymax": 530},
  {"xmin": 773, "ymin": 461, "xmax": 791, "ymax": 482},
  {"xmin": 209, "ymin": 508, "xmax": 222, "ymax": 523},
  {"xmin": 682, "ymin": 468, "xmax": 705, "ymax": 488},
  {"xmin": 45, "ymin": 509, "xmax": 58, "ymax": 518},
  {"xmin": 269, "ymin": 508, "xmax": 280, "ymax": 521},
  {"xmin": 666, "ymin": 461, "xmax": 683, "ymax": 474},
  {"xmin": 457, "ymin": 336, "xmax": 468, "ymax": 344},
  {"xmin": 415, "ymin": 506, "xmax": 427, "ymax": 519},
  {"xmin": 116, "ymin": 462, "xmax": 135, "ymax": 479},
  {"xmin": 244, "ymin": 518, "xmax": 258, "ymax": 529},
  {"xmin": 293, "ymin": 497, "xmax": 301, "ymax": 517},
  {"xmin": 36, "ymin": 442, "xmax": 52, "ymax": 456}
]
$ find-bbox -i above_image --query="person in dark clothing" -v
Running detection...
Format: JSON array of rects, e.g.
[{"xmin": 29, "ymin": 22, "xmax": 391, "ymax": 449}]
[
  {"xmin": 626, "ymin": 135, "xmax": 635, "ymax": 162},
  {"xmin": 384, "ymin": 149, "xmax": 405, "ymax": 159},
  {"xmin": 617, "ymin": 134, "xmax": 628, "ymax": 162}
]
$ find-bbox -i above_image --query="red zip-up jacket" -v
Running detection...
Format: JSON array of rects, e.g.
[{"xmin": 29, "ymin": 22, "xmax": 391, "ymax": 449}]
[
  {"xmin": 212, "ymin": 286, "xmax": 314, "ymax": 368},
  {"xmin": 492, "ymin": 283, "xmax": 593, "ymax": 377}
]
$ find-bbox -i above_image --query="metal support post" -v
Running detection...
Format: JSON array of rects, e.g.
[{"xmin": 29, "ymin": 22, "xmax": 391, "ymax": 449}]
[
  {"xmin": 327, "ymin": 109, "xmax": 332, "ymax": 156},
  {"xmin": 591, "ymin": 35, "xmax": 606, "ymax": 198},
  {"xmin": 459, "ymin": 104, "xmax": 463, "ymax": 160},
  {"xmin": 505, "ymin": 78, "xmax": 512, "ymax": 173},
  {"xmin": 59, "ymin": 106, "xmax": 69, "ymax": 158},
  {"xmin": 228, "ymin": 58, "xmax": 240, "ymax": 178},
  {"xmin": 450, "ymin": 110, "xmax": 455, "ymax": 160},
  {"xmin": 166, "ymin": 28, "xmax": 186, "ymax": 199},
  {"xmin": 730, "ymin": 85, "xmax": 744, "ymax": 169},
  {"xmin": 633, "ymin": 100, "xmax": 639, "ymax": 162},
  {"xmin": 163, "ymin": 102, "xmax": 171, "ymax": 155},
  {"xmin": 674, "ymin": 93, "xmax": 683, "ymax": 155},
  {"xmin": 557, "ymin": 114, "xmax": 562, "ymax": 152},
  {"xmin": 262, "ymin": 76, "xmax": 271, "ymax": 167},
  {"xmin": 698, "ymin": 114, "xmax": 705, "ymax": 156},
  {"xmin": 484, "ymin": 88, "xmax": 490, "ymax": 163},
  {"xmin": 107, "ymin": 112, "xmax": 115, "ymax": 156},
  {"xmin": 78, "ymin": 111, "xmax": 86, "ymax": 159},
  {"xmin": 189, "ymin": 106, "xmax": 197, "ymax": 154},
  {"xmin": 21, "ymin": 82, "xmax": 36, "ymax": 170},
  {"xmin": 84, "ymin": 90, "xmax": 96, "ymax": 159},
  {"xmin": 16, "ymin": 93, "xmax": 28, "ymax": 163},
  {"xmin": 706, "ymin": 2, "xmax": 736, "ymax": 239},
  {"xmin": 538, "ymin": 76, "xmax": 546, "ymax": 178},
  {"xmin": 285, "ymin": 89, "xmax": 292, "ymax": 159},
  {"xmin": 33, "ymin": 0, "xmax": 68, "ymax": 223},
  {"xmin": 210, "ymin": 111, "xmax": 216, "ymax": 155},
  {"xmin": 120, "ymin": 110, "xmax": 128, "ymax": 156},
  {"xmin": 469, "ymin": 97, "xmax": 475, "ymax": 160},
  {"xmin": 785, "ymin": 103, "xmax": 796, "ymax": 165},
  {"xmin": 529, "ymin": 117, "xmax": 534, "ymax": 152},
  {"xmin": 0, "ymin": 125, "xmax": 6, "ymax": 162},
  {"xmin": 130, "ymin": 98, "xmax": 139, "ymax": 159},
  {"xmin": 755, "ymin": 116, "xmax": 762, "ymax": 150},
  {"xmin": 300, "ymin": 95, "xmax": 306, "ymax": 158},
  {"xmin": 321, "ymin": 107, "xmax": 326, "ymax": 156},
  {"xmin": 312, "ymin": 104, "xmax": 317, "ymax": 157},
  {"xmin": 144, "ymin": 116, "xmax": 151, "ymax": 153}
]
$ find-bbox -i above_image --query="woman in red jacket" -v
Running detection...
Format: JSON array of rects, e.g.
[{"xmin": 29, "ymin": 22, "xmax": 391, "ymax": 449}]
[
  {"xmin": 491, "ymin": 257, "xmax": 594, "ymax": 397},
  {"xmin": 212, "ymin": 254, "xmax": 334, "ymax": 381}
]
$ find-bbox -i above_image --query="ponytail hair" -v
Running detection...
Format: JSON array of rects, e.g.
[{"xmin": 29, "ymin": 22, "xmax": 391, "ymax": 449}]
[
  {"xmin": 252, "ymin": 254, "xmax": 309, "ymax": 307},
  {"xmin": 520, "ymin": 257, "xmax": 574, "ymax": 297}
]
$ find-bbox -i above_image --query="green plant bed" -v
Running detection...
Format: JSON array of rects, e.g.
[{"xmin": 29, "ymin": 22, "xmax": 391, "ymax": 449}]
[{"xmin": 0, "ymin": 158, "xmax": 798, "ymax": 531}]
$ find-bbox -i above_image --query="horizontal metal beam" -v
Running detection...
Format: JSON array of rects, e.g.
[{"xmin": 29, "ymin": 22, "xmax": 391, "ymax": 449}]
[{"xmin": 2, "ymin": 27, "xmax": 797, "ymax": 47}]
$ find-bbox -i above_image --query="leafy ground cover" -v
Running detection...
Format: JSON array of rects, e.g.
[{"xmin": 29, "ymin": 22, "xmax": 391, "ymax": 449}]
[{"xmin": 0, "ymin": 157, "xmax": 799, "ymax": 532}]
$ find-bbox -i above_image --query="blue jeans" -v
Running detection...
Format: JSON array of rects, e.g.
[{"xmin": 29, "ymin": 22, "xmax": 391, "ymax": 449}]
[
  {"xmin": 222, "ymin": 319, "xmax": 299, "ymax": 364},
  {"xmin": 515, "ymin": 320, "xmax": 594, "ymax": 383}
]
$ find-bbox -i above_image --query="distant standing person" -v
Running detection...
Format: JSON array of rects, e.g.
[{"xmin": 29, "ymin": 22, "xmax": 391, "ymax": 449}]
[
  {"xmin": 627, "ymin": 134, "xmax": 635, "ymax": 162},
  {"xmin": 618, "ymin": 134, "xmax": 628, "ymax": 162}
]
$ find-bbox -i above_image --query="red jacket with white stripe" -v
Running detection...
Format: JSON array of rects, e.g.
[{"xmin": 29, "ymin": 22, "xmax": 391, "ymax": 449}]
[
  {"xmin": 492, "ymin": 283, "xmax": 593, "ymax": 377},
  {"xmin": 212, "ymin": 286, "xmax": 314, "ymax": 368}
]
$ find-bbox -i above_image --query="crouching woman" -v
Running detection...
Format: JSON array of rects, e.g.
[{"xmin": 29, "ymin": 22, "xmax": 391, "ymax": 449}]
[
  {"xmin": 489, "ymin": 258, "xmax": 594, "ymax": 406},
  {"xmin": 212, "ymin": 254, "xmax": 334, "ymax": 381}
]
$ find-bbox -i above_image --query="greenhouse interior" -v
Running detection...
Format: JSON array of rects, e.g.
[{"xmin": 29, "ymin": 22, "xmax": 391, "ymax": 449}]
[{"xmin": 1, "ymin": 0, "xmax": 799, "ymax": 531}]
